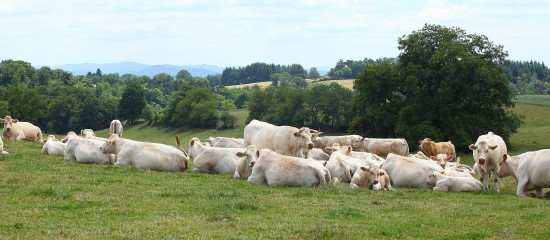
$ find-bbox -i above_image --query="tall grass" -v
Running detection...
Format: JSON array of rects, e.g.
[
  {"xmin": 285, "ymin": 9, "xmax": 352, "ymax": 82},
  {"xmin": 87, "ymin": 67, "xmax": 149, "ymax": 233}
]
[{"xmin": 1, "ymin": 97, "xmax": 550, "ymax": 239}]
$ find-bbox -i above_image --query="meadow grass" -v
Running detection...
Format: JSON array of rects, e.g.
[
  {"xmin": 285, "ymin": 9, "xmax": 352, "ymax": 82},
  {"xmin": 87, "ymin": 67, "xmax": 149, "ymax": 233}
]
[{"xmin": 1, "ymin": 96, "xmax": 550, "ymax": 239}]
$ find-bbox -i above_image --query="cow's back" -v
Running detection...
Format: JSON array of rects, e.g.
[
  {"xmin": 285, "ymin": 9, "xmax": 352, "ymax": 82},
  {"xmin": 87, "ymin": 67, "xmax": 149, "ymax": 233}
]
[{"xmin": 519, "ymin": 149, "xmax": 550, "ymax": 188}]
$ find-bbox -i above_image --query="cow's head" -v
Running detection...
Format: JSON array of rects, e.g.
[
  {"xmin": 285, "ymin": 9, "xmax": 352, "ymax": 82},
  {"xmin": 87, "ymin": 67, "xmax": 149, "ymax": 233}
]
[
  {"xmin": 100, "ymin": 135, "xmax": 119, "ymax": 154},
  {"xmin": 60, "ymin": 131, "xmax": 77, "ymax": 143},
  {"xmin": 351, "ymin": 137, "xmax": 365, "ymax": 149},
  {"xmin": 357, "ymin": 165, "xmax": 381, "ymax": 190},
  {"xmin": 1, "ymin": 116, "xmax": 17, "ymax": 132},
  {"xmin": 426, "ymin": 171, "xmax": 440, "ymax": 186},
  {"xmin": 235, "ymin": 145, "xmax": 259, "ymax": 179},
  {"xmin": 496, "ymin": 154, "xmax": 515, "ymax": 179},
  {"xmin": 469, "ymin": 141, "xmax": 498, "ymax": 165},
  {"xmin": 81, "ymin": 129, "xmax": 96, "ymax": 138},
  {"xmin": 293, "ymin": 127, "xmax": 316, "ymax": 150},
  {"xmin": 188, "ymin": 137, "xmax": 207, "ymax": 158},
  {"xmin": 430, "ymin": 154, "xmax": 453, "ymax": 169}
]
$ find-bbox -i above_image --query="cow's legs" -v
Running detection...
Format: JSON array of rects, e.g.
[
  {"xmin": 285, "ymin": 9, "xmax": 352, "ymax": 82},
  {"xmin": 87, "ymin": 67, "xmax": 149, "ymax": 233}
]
[
  {"xmin": 479, "ymin": 171, "xmax": 489, "ymax": 190},
  {"xmin": 516, "ymin": 176, "xmax": 528, "ymax": 196},
  {"xmin": 492, "ymin": 172, "xmax": 500, "ymax": 193},
  {"xmin": 535, "ymin": 188, "xmax": 544, "ymax": 198}
]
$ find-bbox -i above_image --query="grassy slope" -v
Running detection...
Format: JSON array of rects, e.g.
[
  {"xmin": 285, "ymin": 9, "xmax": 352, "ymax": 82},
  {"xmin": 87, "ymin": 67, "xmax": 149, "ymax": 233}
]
[{"xmin": 2, "ymin": 96, "xmax": 550, "ymax": 239}]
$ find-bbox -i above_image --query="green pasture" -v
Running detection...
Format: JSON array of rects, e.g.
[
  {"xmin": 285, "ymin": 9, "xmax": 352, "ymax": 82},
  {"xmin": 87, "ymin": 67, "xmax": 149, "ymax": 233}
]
[{"xmin": 1, "ymin": 96, "xmax": 550, "ymax": 239}]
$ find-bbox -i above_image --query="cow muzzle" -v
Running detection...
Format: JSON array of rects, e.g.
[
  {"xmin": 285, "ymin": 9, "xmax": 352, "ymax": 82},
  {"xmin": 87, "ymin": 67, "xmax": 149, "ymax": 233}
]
[
  {"xmin": 440, "ymin": 164, "xmax": 446, "ymax": 169},
  {"xmin": 307, "ymin": 143, "xmax": 313, "ymax": 149},
  {"xmin": 5, "ymin": 127, "xmax": 10, "ymax": 131},
  {"xmin": 372, "ymin": 179, "xmax": 379, "ymax": 185},
  {"xmin": 478, "ymin": 158, "xmax": 486, "ymax": 165}
]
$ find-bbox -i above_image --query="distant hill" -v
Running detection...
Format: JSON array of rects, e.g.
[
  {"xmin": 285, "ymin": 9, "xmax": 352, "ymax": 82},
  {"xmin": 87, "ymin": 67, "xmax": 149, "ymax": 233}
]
[{"xmin": 54, "ymin": 62, "xmax": 224, "ymax": 77}]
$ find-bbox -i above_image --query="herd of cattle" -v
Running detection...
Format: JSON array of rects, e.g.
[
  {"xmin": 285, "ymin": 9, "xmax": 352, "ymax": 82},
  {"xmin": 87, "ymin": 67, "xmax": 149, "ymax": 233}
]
[{"xmin": 2, "ymin": 116, "xmax": 550, "ymax": 197}]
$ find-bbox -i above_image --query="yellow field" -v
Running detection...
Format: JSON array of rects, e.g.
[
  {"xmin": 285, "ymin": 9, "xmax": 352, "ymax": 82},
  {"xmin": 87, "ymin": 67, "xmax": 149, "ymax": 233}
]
[{"xmin": 225, "ymin": 79, "xmax": 355, "ymax": 90}]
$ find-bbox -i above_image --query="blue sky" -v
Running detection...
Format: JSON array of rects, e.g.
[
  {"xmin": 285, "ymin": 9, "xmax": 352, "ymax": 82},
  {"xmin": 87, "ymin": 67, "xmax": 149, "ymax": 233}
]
[{"xmin": 1, "ymin": 0, "xmax": 549, "ymax": 68}]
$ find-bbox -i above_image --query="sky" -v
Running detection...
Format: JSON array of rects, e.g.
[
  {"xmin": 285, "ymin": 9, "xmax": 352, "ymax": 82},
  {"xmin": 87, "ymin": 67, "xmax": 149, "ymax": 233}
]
[{"xmin": 1, "ymin": 0, "xmax": 549, "ymax": 69}]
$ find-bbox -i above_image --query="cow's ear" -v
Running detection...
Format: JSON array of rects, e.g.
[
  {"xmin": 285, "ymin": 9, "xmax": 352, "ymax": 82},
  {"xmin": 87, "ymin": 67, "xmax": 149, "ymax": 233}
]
[
  {"xmin": 324, "ymin": 146, "xmax": 332, "ymax": 152},
  {"xmin": 446, "ymin": 155, "xmax": 454, "ymax": 161},
  {"xmin": 469, "ymin": 144, "xmax": 477, "ymax": 150},
  {"xmin": 379, "ymin": 171, "xmax": 385, "ymax": 176},
  {"xmin": 12, "ymin": 119, "xmax": 19, "ymax": 123},
  {"xmin": 430, "ymin": 156, "xmax": 436, "ymax": 161},
  {"xmin": 360, "ymin": 166, "xmax": 368, "ymax": 171},
  {"xmin": 489, "ymin": 145, "xmax": 498, "ymax": 150},
  {"xmin": 236, "ymin": 152, "xmax": 246, "ymax": 157},
  {"xmin": 293, "ymin": 130, "xmax": 301, "ymax": 137},
  {"xmin": 190, "ymin": 139, "xmax": 195, "ymax": 146},
  {"xmin": 255, "ymin": 150, "xmax": 260, "ymax": 158},
  {"xmin": 502, "ymin": 154, "xmax": 508, "ymax": 162}
]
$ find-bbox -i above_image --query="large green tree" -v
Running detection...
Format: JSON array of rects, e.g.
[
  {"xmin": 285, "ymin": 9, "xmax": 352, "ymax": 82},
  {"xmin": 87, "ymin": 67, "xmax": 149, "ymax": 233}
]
[
  {"xmin": 351, "ymin": 24, "xmax": 522, "ymax": 149},
  {"xmin": 118, "ymin": 81, "xmax": 146, "ymax": 124}
]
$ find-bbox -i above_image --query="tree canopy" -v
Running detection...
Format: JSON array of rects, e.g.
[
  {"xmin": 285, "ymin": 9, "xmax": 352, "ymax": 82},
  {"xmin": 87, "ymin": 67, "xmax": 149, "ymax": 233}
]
[{"xmin": 351, "ymin": 24, "xmax": 523, "ymax": 149}]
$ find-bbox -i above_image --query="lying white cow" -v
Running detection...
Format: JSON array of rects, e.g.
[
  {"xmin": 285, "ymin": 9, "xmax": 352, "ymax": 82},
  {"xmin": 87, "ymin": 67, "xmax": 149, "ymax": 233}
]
[
  {"xmin": 313, "ymin": 135, "xmax": 362, "ymax": 153},
  {"xmin": 41, "ymin": 135, "xmax": 66, "ymax": 156},
  {"xmin": 244, "ymin": 119, "xmax": 319, "ymax": 158},
  {"xmin": 0, "ymin": 136, "xmax": 8, "ymax": 155},
  {"xmin": 61, "ymin": 131, "xmax": 77, "ymax": 143},
  {"xmin": 81, "ymin": 129, "xmax": 107, "ymax": 141},
  {"xmin": 469, "ymin": 132, "xmax": 507, "ymax": 192},
  {"xmin": 206, "ymin": 136, "xmax": 245, "ymax": 148},
  {"xmin": 382, "ymin": 153, "xmax": 444, "ymax": 189},
  {"xmin": 350, "ymin": 165, "xmax": 392, "ymax": 191},
  {"xmin": 308, "ymin": 148, "xmax": 330, "ymax": 161},
  {"xmin": 352, "ymin": 137, "xmax": 409, "ymax": 156},
  {"xmin": 426, "ymin": 171, "xmax": 484, "ymax": 192},
  {"xmin": 247, "ymin": 149, "xmax": 333, "ymax": 187},
  {"xmin": 497, "ymin": 149, "xmax": 550, "ymax": 197},
  {"xmin": 1, "ymin": 115, "xmax": 42, "ymax": 142},
  {"xmin": 64, "ymin": 135, "xmax": 114, "ymax": 165},
  {"xmin": 101, "ymin": 135, "xmax": 189, "ymax": 172},
  {"xmin": 234, "ymin": 145, "xmax": 260, "ymax": 179},
  {"xmin": 110, "ymin": 120, "xmax": 123, "ymax": 137},
  {"xmin": 192, "ymin": 141, "xmax": 245, "ymax": 175},
  {"xmin": 324, "ymin": 145, "xmax": 383, "ymax": 183}
]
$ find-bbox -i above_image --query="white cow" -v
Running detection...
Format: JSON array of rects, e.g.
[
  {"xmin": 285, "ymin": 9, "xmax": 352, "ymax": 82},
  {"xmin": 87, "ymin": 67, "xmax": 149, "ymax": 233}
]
[
  {"xmin": 81, "ymin": 129, "xmax": 107, "ymax": 141},
  {"xmin": 497, "ymin": 149, "xmax": 550, "ymax": 197},
  {"xmin": 426, "ymin": 171, "xmax": 484, "ymax": 192},
  {"xmin": 192, "ymin": 144, "xmax": 246, "ymax": 175},
  {"xmin": 308, "ymin": 148, "xmax": 330, "ymax": 161},
  {"xmin": 469, "ymin": 132, "xmax": 507, "ymax": 192},
  {"xmin": 313, "ymin": 135, "xmax": 362, "ymax": 153},
  {"xmin": 352, "ymin": 137, "xmax": 409, "ymax": 156},
  {"xmin": 187, "ymin": 138, "xmax": 243, "ymax": 158},
  {"xmin": 244, "ymin": 119, "xmax": 319, "ymax": 158},
  {"xmin": 247, "ymin": 149, "xmax": 333, "ymax": 187},
  {"xmin": 41, "ymin": 135, "xmax": 66, "ymax": 156},
  {"xmin": 0, "ymin": 136, "xmax": 8, "ymax": 155},
  {"xmin": 382, "ymin": 153, "xmax": 444, "ymax": 189},
  {"xmin": 1, "ymin": 115, "xmax": 43, "ymax": 142},
  {"xmin": 110, "ymin": 120, "xmax": 123, "ymax": 137},
  {"xmin": 64, "ymin": 135, "xmax": 114, "ymax": 165},
  {"xmin": 206, "ymin": 137, "xmax": 245, "ymax": 148},
  {"xmin": 61, "ymin": 131, "xmax": 77, "ymax": 143},
  {"xmin": 234, "ymin": 145, "xmax": 260, "ymax": 179},
  {"xmin": 350, "ymin": 165, "xmax": 392, "ymax": 191},
  {"xmin": 101, "ymin": 135, "xmax": 188, "ymax": 172},
  {"xmin": 324, "ymin": 145, "xmax": 383, "ymax": 183}
]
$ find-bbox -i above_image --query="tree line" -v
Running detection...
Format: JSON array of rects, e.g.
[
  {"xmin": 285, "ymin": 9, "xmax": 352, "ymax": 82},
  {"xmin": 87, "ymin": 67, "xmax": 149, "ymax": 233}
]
[{"xmin": 2, "ymin": 23, "xmax": 544, "ymax": 151}]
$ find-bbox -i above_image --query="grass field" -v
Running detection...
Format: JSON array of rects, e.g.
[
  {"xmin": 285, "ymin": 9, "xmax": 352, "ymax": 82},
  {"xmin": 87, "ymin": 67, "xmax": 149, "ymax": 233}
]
[{"xmin": 1, "ymin": 96, "xmax": 550, "ymax": 239}]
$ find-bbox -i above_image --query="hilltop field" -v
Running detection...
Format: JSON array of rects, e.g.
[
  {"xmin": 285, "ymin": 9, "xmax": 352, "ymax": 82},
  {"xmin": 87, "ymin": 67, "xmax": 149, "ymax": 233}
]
[{"xmin": 1, "ymin": 95, "xmax": 549, "ymax": 239}]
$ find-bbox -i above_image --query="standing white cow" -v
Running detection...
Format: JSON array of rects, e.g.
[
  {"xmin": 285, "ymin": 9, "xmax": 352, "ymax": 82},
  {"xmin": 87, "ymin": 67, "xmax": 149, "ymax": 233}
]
[
  {"xmin": 1, "ymin": 116, "xmax": 43, "ymax": 142},
  {"xmin": 497, "ymin": 149, "xmax": 550, "ymax": 197},
  {"xmin": 382, "ymin": 153, "xmax": 444, "ymax": 189},
  {"xmin": 41, "ymin": 135, "xmax": 66, "ymax": 156},
  {"xmin": 110, "ymin": 120, "xmax": 123, "ymax": 137},
  {"xmin": 469, "ymin": 132, "xmax": 507, "ymax": 192},
  {"xmin": 247, "ymin": 149, "xmax": 333, "ymax": 187},
  {"xmin": 352, "ymin": 137, "xmax": 409, "ymax": 156},
  {"xmin": 101, "ymin": 135, "xmax": 188, "ymax": 172},
  {"xmin": 244, "ymin": 119, "xmax": 319, "ymax": 158},
  {"xmin": 64, "ymin": 135, "xmax": 114, "ymax": 165}
]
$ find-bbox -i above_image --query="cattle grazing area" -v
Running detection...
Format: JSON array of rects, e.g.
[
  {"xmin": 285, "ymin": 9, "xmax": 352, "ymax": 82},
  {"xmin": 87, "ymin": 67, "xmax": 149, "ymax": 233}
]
[{"xmin": 1, "ymin": 98, "xmax": 550, "ymax": 238}]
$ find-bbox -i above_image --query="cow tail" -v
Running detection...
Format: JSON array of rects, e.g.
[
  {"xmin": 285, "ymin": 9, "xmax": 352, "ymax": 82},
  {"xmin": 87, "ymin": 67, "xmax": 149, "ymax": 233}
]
[{"xmin": 175, "ymin": 135, "xmax": 189, "ymax": 158}]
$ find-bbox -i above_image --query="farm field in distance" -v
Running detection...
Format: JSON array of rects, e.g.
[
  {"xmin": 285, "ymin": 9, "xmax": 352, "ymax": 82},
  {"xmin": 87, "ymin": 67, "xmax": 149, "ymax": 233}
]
[{"xmin": 1, "ymin": 96, "xmax": 550, "ymax": 239}]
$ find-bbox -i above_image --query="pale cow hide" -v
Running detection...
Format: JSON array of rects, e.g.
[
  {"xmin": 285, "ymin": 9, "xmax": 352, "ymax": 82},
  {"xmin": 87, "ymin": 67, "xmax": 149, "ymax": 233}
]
[
  {"xmin": 469, "ymin": 132, "xmax": 507, "ymax": 192},
  {"xmin": 382, "ymin": 153, "xmax": 444, "ymax": 189},
  {"xmin": 1, "ymin": 115, "xmax": 43, "ymax": 142},
  {"xmin": 426, "ymin": 171, "xmax": 484, "ymax": 192},
  {"xmin": 244, "ymin": 119, "xmax": 318, "ymax": 158},
  {"xmin": 101, "ymin": 135, "xmax": 188, "ymax": 172},
  {"xmin": 247, "ymin": 149, "xmax": 333, "ymax": 187},
  {"xmin": 206, "ymin": 136, "xmax": 245, "ymax": 148},
  {"xmin": 64, "ymin": 135, "xmax": 114, "ymax": 165},
  {"xmin": 352, "ymin": 137, "xmax": 409, "ymax": 156},
  {"xmin": 110, "ymin": 120, "xmax": 123, "ymax": 137},
  {"xmin": 41, "ymin": 135, "xmax": 66, "ymax": 156},
  {"xmin": 497, "ymin": 149, "xmax": 550, "ymax": 197}
]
